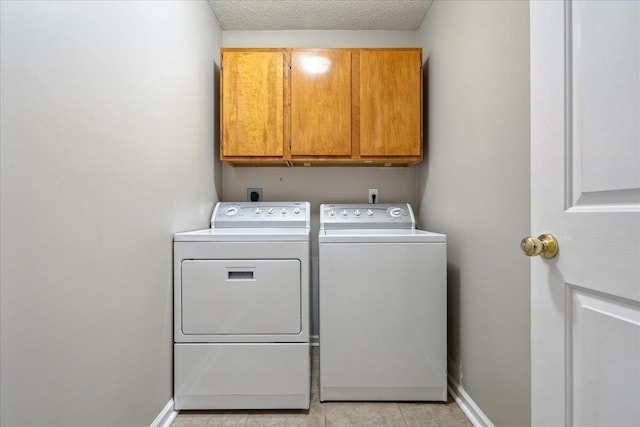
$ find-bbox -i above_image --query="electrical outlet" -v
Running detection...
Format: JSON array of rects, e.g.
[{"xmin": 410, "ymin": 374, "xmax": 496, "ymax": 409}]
[
  {"xmin": 247, "ymin": 188, "xmax": 263, "ymax": 202},
  {"xmin": 368, "ymin": 188, "xmax": 378, "ymax": 204}
]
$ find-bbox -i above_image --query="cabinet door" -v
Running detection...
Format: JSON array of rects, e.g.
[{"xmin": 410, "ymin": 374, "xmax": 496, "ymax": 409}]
[
  {"xmin": 359, "ymin": 50, "xmax": 422, "ymax": 157},
  {"xmin": 221, "ymin": 50, "xmax": 284, "ymax": 157},
  {"xmin": 290, "ymin": 50, "xmax": 352, "ymax": 156}
]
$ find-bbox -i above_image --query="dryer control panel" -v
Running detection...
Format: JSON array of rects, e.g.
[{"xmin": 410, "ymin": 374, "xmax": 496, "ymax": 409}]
[
  {"xmin": 212, "ymin": 201, "xmax": 310, "ymax": 229},
  {"xmin": 320, "ymin": 203, "xmax": 416, "ymax": 230}
]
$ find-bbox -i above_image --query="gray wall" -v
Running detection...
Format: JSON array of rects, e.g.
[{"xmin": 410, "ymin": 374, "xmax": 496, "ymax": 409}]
[
  {"xmin": 416, "ymin": 1, "xmax": 531, "ymax": 426},
  {"xmin": 0, "ymin": 2, "xmax": 221, "ymax": 426}
]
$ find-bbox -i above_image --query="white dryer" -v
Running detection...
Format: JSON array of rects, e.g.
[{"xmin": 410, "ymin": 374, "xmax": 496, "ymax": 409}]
[
  {"xmin": 174, "ymin": 201, "xmax": 310, "ymax": 410},
  {"xmin": 318, "ymin": 203, "xmax": 447, "ymax": 402}
]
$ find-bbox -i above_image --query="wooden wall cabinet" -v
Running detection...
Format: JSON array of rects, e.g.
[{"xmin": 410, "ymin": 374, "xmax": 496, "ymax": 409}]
[
  {"xmin": 220, "ymin": 49, "xmax": 287, "ymax": 164},
  {"xmin": 220, "ymin": 48, "xmax": 422, "ymax": 166}
]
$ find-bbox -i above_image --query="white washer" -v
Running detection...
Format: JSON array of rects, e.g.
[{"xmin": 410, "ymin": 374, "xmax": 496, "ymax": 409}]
[
  {"xmin": 174, "ymin": 201, "xmax": 310, "ymax": 410},
  {"xmin": 318, "ymin": 203, "xmax": 447, "ymax": 402}
]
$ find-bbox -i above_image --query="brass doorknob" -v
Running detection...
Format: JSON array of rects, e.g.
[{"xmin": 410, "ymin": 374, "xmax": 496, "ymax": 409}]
[{"xmin": 521, "ymin": 233, "xmax": 559, "ymax": 259}]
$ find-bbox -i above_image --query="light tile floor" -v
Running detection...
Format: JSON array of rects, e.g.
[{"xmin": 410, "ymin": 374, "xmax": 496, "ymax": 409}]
[{"xmin": 172, "ymin": 347, "xmax": 473, "ymax": 427}]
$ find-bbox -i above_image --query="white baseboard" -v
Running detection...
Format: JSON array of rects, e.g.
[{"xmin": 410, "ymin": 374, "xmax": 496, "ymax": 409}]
[
  {"xmin": 150, "ymin": 399, "xmax": 178, "ymax": 427},
  {"xmin": 448, "ymin": 376, "xmax": 495, "ymax": 427}
]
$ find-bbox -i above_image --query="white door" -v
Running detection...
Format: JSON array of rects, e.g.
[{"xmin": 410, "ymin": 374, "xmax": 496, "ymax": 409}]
[{"xmin": 530, "ymin": 1, "xmax": 640, "ymax": 426}]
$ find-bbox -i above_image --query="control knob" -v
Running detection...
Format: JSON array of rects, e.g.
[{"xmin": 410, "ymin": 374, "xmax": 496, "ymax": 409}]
[
  {"xmin": 224, "ymin": 206, "xmax": 239, "ymax": 217},
  {"xmin": 388, "ymin": 207, "xmax": 404, "ymax": 218}
]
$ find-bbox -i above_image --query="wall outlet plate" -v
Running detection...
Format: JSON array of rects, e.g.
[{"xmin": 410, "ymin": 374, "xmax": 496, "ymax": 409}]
[
  {"xmin": 369, "ymin": 188, "xmax": 378, "ymax": 203},
  {"xmin": 247, "ymin": 188, "xmax": 263, "ymax": 202}
]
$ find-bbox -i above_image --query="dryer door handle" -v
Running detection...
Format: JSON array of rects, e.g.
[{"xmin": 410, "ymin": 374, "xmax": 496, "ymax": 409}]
[{"xmin": 227, "ymin": 271, "xmax": 255, "ymax": 280}]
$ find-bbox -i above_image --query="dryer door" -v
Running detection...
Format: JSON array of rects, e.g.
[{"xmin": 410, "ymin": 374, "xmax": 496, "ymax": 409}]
[{"xmin": 181, "ymin": 259, "xmax": 301, "ymax": 335}]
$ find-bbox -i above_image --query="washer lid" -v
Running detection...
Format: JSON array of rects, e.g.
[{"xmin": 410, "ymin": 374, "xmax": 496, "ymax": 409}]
[{"xmin": 319, "ymin": 228, "xmax": 446, "ymax": 243}]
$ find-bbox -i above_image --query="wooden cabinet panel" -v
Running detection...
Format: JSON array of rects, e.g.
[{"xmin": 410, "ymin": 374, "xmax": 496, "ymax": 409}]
[
  {"xmin": 359, "ymin": 50, "xmax": 422, "ymax": 157},
  {"xmin": 290, "ymin": 50, "xmax": 352, "ymax": 156},
  {"xmin": 221, "ymin": 50, "xmax": 285, "ymax": 157}
]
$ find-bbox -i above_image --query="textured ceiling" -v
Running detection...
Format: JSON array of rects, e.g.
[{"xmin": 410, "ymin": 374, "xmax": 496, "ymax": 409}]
[{"xmin": 208, "ymin": 0, "xmax": 433, "ymax": 31}]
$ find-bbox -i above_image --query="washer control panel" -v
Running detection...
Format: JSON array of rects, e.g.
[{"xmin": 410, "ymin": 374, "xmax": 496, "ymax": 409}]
[
  {"xmin": 211, "ymin": 201, "xmax": 310, "ymax": 228},
  {"xmin": 320, "ymin": 203, "xmax": 415, "ymax": 230}
]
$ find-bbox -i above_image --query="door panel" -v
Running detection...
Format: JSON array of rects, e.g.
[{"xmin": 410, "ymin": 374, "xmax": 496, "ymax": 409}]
[
  {"xmin": 359, "ymin": 50, "xmax": 421, "ymax": 157},
  {"xmin": 569, "ymin": 0, "xmax": 640, "ymax": 208},
  {"xmin": 531, "ymin": 1, "xmax": 640, "ymax": 425},
  {"xmin": 290, "ymin": 50, "xmax": 351, "ymax": 156},
  {"xmin": 569, "ymin": 288, "xmax": 640, "ymax": 427},
  {"xmin": 221, "ymin": 51, "xmax": 284, "ymax": 157},
  {"xmin": 181, "ymin": 259, "xmax": 301, "ymax": 335}
]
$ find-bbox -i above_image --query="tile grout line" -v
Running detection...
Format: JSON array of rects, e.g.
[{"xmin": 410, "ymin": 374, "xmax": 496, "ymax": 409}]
[{"xmin": 398, "ymin": 402, "xmax": 411, "ymax": 427}]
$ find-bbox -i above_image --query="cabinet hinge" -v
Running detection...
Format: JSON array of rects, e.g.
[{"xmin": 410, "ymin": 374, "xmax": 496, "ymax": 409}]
[{"xmin": 289, "ymin": 140, "xmax": 292, "ymax": 150}]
